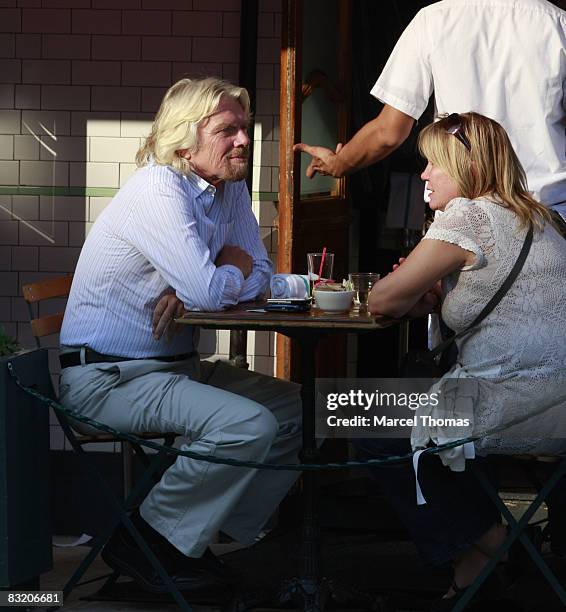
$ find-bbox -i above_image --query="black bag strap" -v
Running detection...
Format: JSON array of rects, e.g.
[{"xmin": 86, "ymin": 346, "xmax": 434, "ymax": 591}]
[{"xmin": 429, "ymin": 224, "xmax": 533, "ymax": 359}]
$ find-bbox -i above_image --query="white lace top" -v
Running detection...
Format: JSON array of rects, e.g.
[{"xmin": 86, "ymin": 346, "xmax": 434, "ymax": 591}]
[{"xmin": 411, "ymin": 197, "xmax": 566, "ymax": 470}]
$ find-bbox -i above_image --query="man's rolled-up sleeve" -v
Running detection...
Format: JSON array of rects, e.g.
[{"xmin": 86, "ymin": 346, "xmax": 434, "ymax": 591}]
[
  {"xmin": 126, "ymin": 180, "xmax": 245, "ymax": 311},
  {"xmin": 211, "ymin": 264, "xmax": 246, "ymax": 306}
]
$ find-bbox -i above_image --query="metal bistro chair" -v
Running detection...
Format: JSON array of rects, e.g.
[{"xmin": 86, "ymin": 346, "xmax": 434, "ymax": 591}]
[
  {"xmin": 21, "ymin": 275, "xmax": 192, "ymax": 610},
  {"xmin": 461, "ymin": 454, "xmax": 566, "ymax": 611}
]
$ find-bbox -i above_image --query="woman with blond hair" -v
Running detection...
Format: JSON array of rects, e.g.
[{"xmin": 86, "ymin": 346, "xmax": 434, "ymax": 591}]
[{"xmin": 357, "ymin": 112, "xmax": 566, "ymax": 609}]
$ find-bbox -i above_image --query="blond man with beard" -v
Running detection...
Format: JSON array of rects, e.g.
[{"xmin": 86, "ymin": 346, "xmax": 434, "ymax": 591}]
[{"xmin": 58, "ymin": 78, "xmax": 302, "ymax": 594}]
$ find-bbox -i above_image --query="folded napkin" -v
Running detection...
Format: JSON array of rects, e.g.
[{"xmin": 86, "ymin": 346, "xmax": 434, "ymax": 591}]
[{"xmin": 270, "ymin": 274, "xmax": 310, "ymax": 299}]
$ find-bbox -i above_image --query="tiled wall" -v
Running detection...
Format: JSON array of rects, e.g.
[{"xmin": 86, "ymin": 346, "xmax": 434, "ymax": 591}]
[{"xmin": 0, "ymin": 0, "xmax": 283, "ymax": 451}]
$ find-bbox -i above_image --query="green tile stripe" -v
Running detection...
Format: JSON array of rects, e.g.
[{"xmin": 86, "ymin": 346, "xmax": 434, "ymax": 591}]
[
  {"xmin": 253, "ymin": 191, "xmax": 279, "ymax": 201},
  {"xmin": 0, "ymin": 186, "xmax": 279, "ymax": 201},
  {"xmin": 0, "ymin": 186, "xmax": 118, "ymax": 197}
]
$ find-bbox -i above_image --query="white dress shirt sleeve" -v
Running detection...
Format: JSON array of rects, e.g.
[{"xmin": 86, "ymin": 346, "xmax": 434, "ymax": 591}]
[{"xmin": 370, "ymin": 8, "xmax": 433, "ymax": 120}]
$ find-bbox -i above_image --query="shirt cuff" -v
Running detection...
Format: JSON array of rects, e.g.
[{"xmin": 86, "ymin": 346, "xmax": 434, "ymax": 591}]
[
  {"xmin": 217, "ymin": 264, "xmax": 245, "ymax": 304},
  {"xmin": 370, "ymin": 83, "xmax": 424, "ymax": 121}
]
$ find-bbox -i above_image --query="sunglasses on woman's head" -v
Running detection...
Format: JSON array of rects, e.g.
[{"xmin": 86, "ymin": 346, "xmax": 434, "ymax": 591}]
[{"xmin": 442, "ymin": 113, "xmax": 472, "ymax": 152}]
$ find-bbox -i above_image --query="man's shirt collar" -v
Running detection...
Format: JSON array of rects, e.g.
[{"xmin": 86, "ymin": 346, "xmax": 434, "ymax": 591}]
[{"xmin": 185, "ymin": 172, "xmax": 217, "ymax": 198}]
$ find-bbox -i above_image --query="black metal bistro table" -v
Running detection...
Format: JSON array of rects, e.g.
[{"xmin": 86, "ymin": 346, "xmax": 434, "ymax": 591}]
[{"xmin": 176, "ymin": 303, "xmax": 397, "ymax": 612}]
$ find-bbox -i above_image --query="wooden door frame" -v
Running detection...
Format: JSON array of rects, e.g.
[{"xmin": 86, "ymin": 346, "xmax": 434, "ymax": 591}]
[
  {"xmin": 276, "ymin": 0, "xmax": 302, "ymax": 381},
  {"xmin": 276, "ymin": 0, "xmax": 352, "ymax": 380}
]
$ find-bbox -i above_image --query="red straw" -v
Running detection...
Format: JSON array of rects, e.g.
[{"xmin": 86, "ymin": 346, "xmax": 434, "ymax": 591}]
[{"xmin": 314, "ymin": 247, "xmax": 327, "ymax": 289}]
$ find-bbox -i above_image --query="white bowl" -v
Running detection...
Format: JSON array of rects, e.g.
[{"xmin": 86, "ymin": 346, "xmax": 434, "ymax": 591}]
[{"xmin": 313, "ymin": 289, "xmax": 355, "ymax": 312}]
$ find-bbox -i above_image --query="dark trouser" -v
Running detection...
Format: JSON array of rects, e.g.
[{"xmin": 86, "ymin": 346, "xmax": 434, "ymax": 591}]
[{"xmin": 353, "ymin": 438, "xmax": 501, "ymax": 566}]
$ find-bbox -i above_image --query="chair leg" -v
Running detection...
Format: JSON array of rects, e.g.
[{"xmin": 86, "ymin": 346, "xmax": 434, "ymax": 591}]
[
  {"xmin": 131, "ymin": 441, "xmax": 152, "ymax": 469},
  {"xmin": 98, "ymin": 571, "xmax": 121, "ymax": 594},
  {"xmin": 451, "ymin": 459, "xmax": 566, "ymax": 612},
  {"xmin": 118, "ymin": 504, "xmax": 192, "ymax": 611},
  {"xmin": 62, "ymin": 533, "xmax": 113, "ymax": 598},
  {"xmin": 62, "ymin": 445, "xmax": 173, "ymax": 597},
  {"xmin": 66, "ymin": 483, "xmax": 193, "ymax": 611},
  {"xmin": 122, "ymin": 441, "xmax": 135, "ymax": 498},
  {"xmin": 58, "ymin": 422, "xmax": 191, "ymax": 611},
  {"xmin": 128, "ymin": 434, "xmax": 176, "ymax": 489}
]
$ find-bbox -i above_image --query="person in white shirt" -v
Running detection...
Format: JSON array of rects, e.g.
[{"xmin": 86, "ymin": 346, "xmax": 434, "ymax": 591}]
[
  {"xmin": 295, "ymin": 0, "xmax": 566, "ymax": 215},
  {"xmin": 59, "ymin": 77, "xmax": 302, "ymax": 594}
]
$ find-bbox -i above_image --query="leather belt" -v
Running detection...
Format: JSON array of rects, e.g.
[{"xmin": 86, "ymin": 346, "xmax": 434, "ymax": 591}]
[{"xmin": 59, "ymin": 348, "xmax": 193, "ymax": 369}]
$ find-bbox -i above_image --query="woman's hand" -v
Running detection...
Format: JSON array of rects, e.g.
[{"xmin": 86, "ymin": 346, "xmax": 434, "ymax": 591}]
[
  {"xmin": 392, "ymin": 256, "xmax": 406, "ymax": 272},
  {"xmin": 405, "ymin": 289, "xmax": 440, "ymax": 318},
  {"xmin": 368, "ymin": 240, "xmax": 468, "ymax": 318},
  {"xmin": 152, "ymin": 294, "xmax": 185, "ymax": 341}
]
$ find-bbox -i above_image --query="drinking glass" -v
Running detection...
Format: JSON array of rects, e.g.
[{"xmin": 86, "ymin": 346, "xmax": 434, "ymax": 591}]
[
  {"xmin": 307, "ymin": 252, "xmax": 334, "ymax": 297},
  {"xmin": 348, "ymin": 272, "xmax": 380, "ymax": 312}
]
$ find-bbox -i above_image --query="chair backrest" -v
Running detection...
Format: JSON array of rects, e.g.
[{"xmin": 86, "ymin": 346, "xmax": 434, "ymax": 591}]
[{"xmin": 22, "ymin": 275, "xmax": 73, "ymax": 346}]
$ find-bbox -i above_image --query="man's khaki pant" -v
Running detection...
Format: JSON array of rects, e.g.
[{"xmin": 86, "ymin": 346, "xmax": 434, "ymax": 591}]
[{"xmin": 59, "ymin": 355, "xmax": 302, "ymax": 557}]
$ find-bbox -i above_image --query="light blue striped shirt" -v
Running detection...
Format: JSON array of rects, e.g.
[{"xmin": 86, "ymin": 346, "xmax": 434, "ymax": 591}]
[{"xmin": 60, "ymin": 163, "xmax": 272, "ymax": 357}]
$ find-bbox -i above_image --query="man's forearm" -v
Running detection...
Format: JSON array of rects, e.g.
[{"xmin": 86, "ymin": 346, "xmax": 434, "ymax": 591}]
[
  {"xmin": 335, "ymin": 105, "xmax": 415, "ymax": 176},
  {"xmin": 335, "ymin": 120, "xmax": 401, "ymax": 175}
]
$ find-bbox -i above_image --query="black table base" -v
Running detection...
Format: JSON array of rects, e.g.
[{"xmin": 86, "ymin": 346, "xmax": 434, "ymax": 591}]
[
  {"xmin": 275, "ymin": 333, "xmax": 376, "ymax": 612},
  {"xmin": 175, "ymin": 307, "xmax": 395, "ymax": 612}
]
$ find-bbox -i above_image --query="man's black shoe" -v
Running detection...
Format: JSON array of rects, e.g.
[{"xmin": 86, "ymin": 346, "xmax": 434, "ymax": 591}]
[
  {"xmin": 101, "ymin": 523, "xmax": 233, "ymax": 594},
  {"xmin": 131, "ymin": 509, "xmax": 237, "ymax": 584}
]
